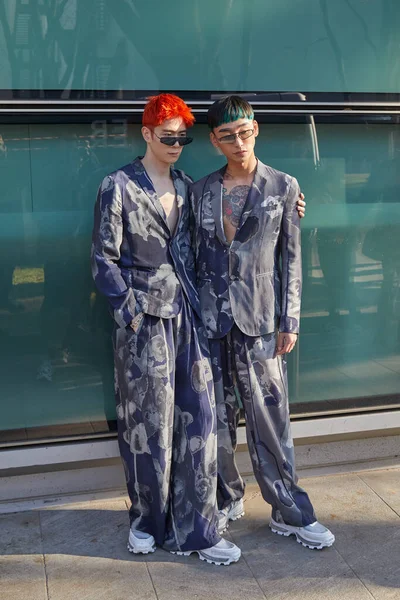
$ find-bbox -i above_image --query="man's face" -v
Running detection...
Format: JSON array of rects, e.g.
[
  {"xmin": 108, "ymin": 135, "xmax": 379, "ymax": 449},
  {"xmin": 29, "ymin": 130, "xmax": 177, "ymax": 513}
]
[
  {"xmin": 210, "ymin": 118, "xmax": 258, "ymax": 164},
  {"xmin": 142, "ymin": 117, "xmax": 188, "ymax": 165}
]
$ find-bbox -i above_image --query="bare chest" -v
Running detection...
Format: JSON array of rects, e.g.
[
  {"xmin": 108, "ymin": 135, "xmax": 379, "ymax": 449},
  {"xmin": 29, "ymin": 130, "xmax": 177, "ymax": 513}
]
[
  {"xmin": 153, "ymin": 181, "xmax": 179, "ymax": 233},
  {"xmin": 222, "ymin": 179, "xmax": 251, "ymax": 243}
]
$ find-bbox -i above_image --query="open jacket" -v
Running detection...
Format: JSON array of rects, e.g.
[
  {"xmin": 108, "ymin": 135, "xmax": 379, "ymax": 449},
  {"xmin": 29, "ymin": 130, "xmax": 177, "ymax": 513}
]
[
  {"xmin": 190, "ymin": 159, "xmax": 302, "ymax": 339},
  {"xmin": 91, "ymin": 157, "xmax": 200, "ymax": 327}
]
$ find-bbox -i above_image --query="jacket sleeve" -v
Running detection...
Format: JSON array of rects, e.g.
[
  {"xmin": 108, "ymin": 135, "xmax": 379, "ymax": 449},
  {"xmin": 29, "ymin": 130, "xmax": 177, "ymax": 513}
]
[
  {"xmin": 91, "ymin": 174, "xmax": 137, "ymax": 328},
  {"xmin": 279, "ymin": 176, "xmax": 302, "ymax": 334}
]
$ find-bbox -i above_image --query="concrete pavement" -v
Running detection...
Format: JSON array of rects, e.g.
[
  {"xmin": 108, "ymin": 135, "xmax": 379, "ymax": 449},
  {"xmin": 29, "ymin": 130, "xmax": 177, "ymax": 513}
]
[{"xmin": 1, "ymin": 468, "xmax": 400, "ymax": 600}]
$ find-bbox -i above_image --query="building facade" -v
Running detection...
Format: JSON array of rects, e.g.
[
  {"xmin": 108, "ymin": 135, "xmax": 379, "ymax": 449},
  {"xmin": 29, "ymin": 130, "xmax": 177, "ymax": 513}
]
[{"xmin": 1, "ymin": 1, "xmax": 400, "ymax": 490}]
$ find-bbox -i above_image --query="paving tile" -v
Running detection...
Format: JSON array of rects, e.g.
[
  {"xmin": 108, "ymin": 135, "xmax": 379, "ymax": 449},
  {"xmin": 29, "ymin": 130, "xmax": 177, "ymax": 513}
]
[
  {"xmin": 359, "ymin": 469, "xmax": 400, "ymax": 516},
  {"xmin": 0, "ymin": 555, "xmax": 47, "ymax": 600},
  {"xmin": 40, "ymin": 498, "xmax": 131, "ymax": 561},
  {"xmin": 0, "ymin": 510, "xmax": 42, "ymax": 555},
  {"xmin": 0, "ymin": 508, "xmax": 46, "ymax": 600},
  {"xmin": 296, "ymin": 473, "xmax": 400, "ymax": 599},
  {"xmin": 40, "ymin": 496, "xmax": 265, "ymax": 600},
  {"xmin": 227, "ymin": 485, "xmax": 373, "ymax": 600},
  {"xmin": 3, "ymin": 471, "xmax": 400, "ymax": 600},
  {"xmin": 146, "ymin": 551, "xmax": 267, "ymax": 600},
  {"xmin": 40, "ymin": 498, "xmax": 157, "ymax": 599},
  {"xmin": 45, "ymin": 554, "xmax": 156, "ymax": 600}
]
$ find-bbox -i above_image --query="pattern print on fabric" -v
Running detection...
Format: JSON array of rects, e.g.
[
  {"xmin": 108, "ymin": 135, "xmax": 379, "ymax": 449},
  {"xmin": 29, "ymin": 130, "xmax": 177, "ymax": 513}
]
[
  {"xmin": 210, "ymin": 329, "xmax": 316, "ymax": 527},
  {"xmin": 190, "ymin": 158, "xmax": 315, "ymax": 528},
  {"xmin": 92, "ymin": 157, "xmax": 220, "ymax": 552},
  {"xmin": 190, "ymin": 160, "xmax": 302, "ymax": 339}
]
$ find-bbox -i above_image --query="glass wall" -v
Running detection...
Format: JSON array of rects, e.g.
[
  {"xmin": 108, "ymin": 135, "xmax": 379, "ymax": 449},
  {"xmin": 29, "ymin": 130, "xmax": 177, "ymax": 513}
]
[
  {"xmin": 255, "ymin": 122, "xmax": 400, "ymax": 414},
  {"xmin": 1, "ymin": 0, "xmax": 400, "ymax": 444},
  {"xmin": 1, "ymin": 117, "xmax": 400, "ymax": 445},
  {"xmin": 1, "ymin": 0, "xmax": 400, "ymax": 94}
]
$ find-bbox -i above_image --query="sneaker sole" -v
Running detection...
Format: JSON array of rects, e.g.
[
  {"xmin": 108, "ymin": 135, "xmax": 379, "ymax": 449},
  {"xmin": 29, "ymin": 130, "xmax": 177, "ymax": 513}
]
[
  {"xmin": 230, "ymin": 509, "xmax": 245, "ymax": 521},
  {"xmin": 269, "ymin": 521, "xmax": 335, "ymax": 550},
  {"xmin": 127, "ymin": 542, "xmax": 156, "ymax": 555},
  {"xmin": 219, "ymin": 508, "xmax": 246, "ymax": 534},
  {"xmin": 171, "ymin": 549, "xmax": 241, "ymax": 566}
]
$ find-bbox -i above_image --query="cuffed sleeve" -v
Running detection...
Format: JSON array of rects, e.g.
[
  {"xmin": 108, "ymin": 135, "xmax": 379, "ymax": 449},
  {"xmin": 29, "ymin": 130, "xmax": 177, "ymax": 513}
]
[{"xmin": 279, "ymin": 176, "xmax": 302, "ymax": 334}]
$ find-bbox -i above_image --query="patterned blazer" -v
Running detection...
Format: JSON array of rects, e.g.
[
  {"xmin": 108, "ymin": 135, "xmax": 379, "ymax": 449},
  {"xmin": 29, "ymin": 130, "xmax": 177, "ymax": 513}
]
[
  {"xmin": 190, "ymin": 159, "xmax": 302, "ymax": 339},
  {"xmin": 91, "ymin": 157, "xmax": 200, "ymax": 327}
]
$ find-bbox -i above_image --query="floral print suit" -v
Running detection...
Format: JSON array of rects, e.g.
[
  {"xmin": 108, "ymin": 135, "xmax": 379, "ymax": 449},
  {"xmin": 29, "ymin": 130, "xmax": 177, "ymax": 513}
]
[
  {"xmin": 92, "ymin": 158, "xmax": 219, "ymax": 551},
  {"xmin": 190, "ymin": 160, "xmax": 316, "ymax": 528}
]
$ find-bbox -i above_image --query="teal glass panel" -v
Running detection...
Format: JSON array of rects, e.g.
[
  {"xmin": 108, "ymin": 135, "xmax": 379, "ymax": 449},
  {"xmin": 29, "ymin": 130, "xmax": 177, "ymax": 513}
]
[
  {"xmin": 0, "ymin": 118, "xmax": 400, "ymax": 443},
  {"xmin": 254, "ymin": 124, "xmax": 400, "ymax": 409},
  {"xmin": 180, "ymin": 122, "xmax": 400, "ymax": 409},
  {"xmin": 0, "ymin": 122, "xmax": 142, "ymax": 439},
  {"xmin": 1, "ymin": 0, "xmax": 400, "ymax": 93}
]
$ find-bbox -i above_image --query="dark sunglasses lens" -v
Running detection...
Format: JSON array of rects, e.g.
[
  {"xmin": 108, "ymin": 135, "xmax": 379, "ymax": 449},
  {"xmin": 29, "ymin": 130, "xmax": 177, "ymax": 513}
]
[
  {"xmin": 179, "ymin": 137, "xmax": 193, "ymax": 146},
  {"xmin": 160, "ymin": 137, "xmax": 194, "ymax": 146},
  {"xmin": 160, "ymin": 137, "xmax": 178, "ymax": 146}
]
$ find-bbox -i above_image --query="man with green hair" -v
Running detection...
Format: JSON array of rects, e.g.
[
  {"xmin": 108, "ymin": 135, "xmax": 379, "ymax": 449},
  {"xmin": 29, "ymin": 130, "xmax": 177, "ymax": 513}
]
[{"xmin": 190, "ymin": 95, "xmax": 335, "ymax": 550}]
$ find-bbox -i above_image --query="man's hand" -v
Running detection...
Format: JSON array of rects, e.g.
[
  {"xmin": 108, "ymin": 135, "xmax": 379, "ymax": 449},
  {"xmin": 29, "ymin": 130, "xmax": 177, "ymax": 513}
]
[
  {"xmin": 296, "ymin": 193, "xmax": 306, "ymax": 218},
  {"xmin": 276, "ymin": 332, "xmax": 298, "ymax": 356}
]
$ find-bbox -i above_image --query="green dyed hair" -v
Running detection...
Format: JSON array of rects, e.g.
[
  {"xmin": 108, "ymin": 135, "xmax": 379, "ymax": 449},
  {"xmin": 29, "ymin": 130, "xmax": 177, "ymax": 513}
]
[{"xmin": 207, "ymin": 95, "xmax": 254, "ymax": 130}]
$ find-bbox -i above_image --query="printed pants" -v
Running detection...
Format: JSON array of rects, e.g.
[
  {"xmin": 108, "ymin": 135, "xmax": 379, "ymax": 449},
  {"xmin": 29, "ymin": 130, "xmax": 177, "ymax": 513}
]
[
  {"xmin": 209, "ymin": 326, "xmax": 316, "ymax": 528},
  {"xmin": 113, "ymin": 298, "xmax": 220, "ymax": 552}
]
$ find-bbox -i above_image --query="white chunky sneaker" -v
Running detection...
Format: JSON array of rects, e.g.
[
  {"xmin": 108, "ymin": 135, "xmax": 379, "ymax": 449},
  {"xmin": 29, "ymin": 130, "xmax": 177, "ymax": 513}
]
[
  {"xmin": 269, "ymin": 513, "xmax": 335, "ymax": 550},
  {"xmin": 127, "ymin": 528, "xmax": 156, "ymax": 554},
  {"xmin": 218, "ymin": 498, "xmax": 245, "ymax": 534},
  {"xmin": 172, "ymin": 538, "xmax": 241, "ymax": 566}
]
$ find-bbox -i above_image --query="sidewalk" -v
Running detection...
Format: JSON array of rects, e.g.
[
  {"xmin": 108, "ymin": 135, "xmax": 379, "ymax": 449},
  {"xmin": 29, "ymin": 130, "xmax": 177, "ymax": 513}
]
[{"xmin": 1, "ymin": 468, "xmax": 400, "ymax": 600}]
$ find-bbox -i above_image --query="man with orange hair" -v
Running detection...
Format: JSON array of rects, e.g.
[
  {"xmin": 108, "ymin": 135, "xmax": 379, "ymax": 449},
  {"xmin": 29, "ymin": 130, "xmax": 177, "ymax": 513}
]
[{"xmin": 91, "ymin": 94, "xmax": 241, "ymax": 565}]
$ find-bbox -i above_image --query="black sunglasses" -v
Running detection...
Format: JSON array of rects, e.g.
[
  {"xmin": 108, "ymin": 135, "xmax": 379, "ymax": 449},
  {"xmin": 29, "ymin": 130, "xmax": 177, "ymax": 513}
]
[{"xmin": 152, "ymin": 131, "xmax": 193, "ymax": 146}]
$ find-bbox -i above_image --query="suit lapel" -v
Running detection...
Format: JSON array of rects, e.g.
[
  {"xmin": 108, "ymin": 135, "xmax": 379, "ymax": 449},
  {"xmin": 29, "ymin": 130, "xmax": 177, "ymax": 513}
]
[
  {"xmin": 204, "ymin": 161, "xmax": 268, "ymax": 246},
  {"xmin": 171, "ymin": 169, "xmax": 186, "ymax": 238},
  {"xmin": 131, "ymin": 157, "xmax": 170, "ymax": 233},
  {"xmin": 237, "ymin": 159, "xmax": 268, "ymax": 233},
  {"xmin": 209, "ymin": 167, "xmax": 228, "ymax": 246}
]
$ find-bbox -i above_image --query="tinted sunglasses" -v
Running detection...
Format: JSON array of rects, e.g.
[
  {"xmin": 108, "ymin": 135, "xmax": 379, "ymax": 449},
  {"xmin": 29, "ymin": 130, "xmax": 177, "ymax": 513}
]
[
  {"xmin": 217, "ymin": 128, "xmax": 254, "ymax": 144},
  {"xmin": 153, "ymin": 131, "xmax": 193, "ymax": 146}
]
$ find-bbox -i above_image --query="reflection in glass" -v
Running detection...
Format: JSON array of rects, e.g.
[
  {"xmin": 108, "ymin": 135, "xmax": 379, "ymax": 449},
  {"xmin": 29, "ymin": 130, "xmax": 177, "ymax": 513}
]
[
  {"xmin": 247, "ymin": 123, "xmax": 400, "ymax": 411},
  {"xmin": 1, "ymin": 0, "xmax": 400, "ymax": 94},
  {"xmin": 1, "ymin": 120, "xmax": 400, "ymax": 444},
  {"xmin": 0, "ymin": 122, "xmax": 140, "ymax": 443}
]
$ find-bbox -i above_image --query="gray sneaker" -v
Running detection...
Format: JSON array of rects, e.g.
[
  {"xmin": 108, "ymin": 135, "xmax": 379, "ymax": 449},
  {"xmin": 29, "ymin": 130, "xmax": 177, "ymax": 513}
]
[
  {"xmin": 172, "ymin": 538, "xmax": 241, "ymax": 566},
  {"xmin": 269, "ymin": 512, "xmax": 335, "ymax": 550},
  {"xmin": 218, "ymin": 498, "xmax": 245, "ymax": 534}
]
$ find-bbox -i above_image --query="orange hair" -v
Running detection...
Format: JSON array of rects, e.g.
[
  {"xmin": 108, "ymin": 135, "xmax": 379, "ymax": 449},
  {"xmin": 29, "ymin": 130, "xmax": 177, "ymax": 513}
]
[{"xmin": 142, "ymin": 93, "xmax": 195, "ymax": 128}]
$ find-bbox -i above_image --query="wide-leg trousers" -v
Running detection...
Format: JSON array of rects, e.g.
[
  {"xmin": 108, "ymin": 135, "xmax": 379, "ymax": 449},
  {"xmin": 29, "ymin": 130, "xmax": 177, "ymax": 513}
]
[
  {"xmin": 113, "ymin": 297, "xmax": 220, "ymax": 552},
  {"xmin": 209, "ymin": 326, "xmax": 316, "ymax": 528}
]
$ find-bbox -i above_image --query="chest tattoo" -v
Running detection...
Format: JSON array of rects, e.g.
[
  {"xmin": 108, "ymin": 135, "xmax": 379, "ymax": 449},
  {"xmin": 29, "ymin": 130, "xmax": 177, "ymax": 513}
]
[{"xmin": 222, "ymin": 184, "xmax": 251, "ymax": 229}]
